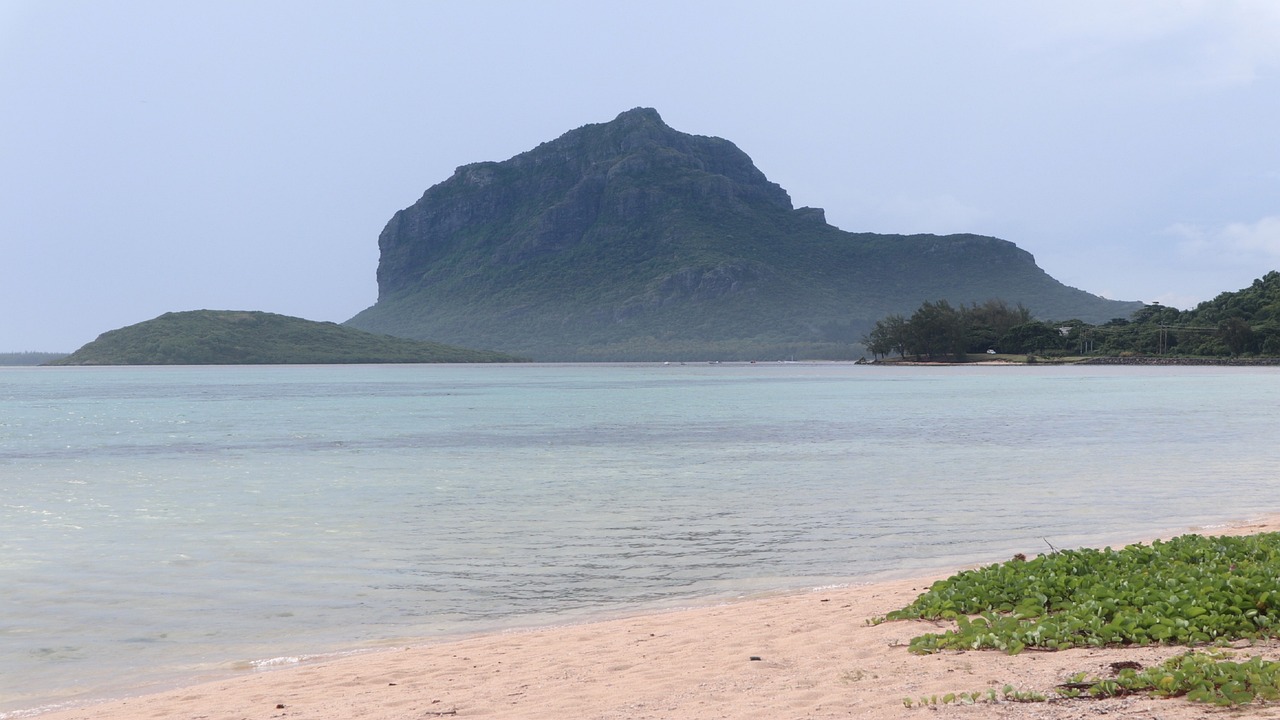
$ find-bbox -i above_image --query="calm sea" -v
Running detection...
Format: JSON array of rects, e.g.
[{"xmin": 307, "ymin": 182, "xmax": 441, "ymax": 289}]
[{"xmin": 3, "ymin": 363, "xmax": 1279, "ymax": 714}]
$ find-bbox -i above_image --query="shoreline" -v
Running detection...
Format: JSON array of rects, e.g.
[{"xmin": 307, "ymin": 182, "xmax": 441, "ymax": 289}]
[
  {"xmin": 876, "ymin": 356, "xmax": 1280, "ymax": 366},
  {"xmin": 17, "ymin": 514, "xmax": 1280, "ymax": 720}
]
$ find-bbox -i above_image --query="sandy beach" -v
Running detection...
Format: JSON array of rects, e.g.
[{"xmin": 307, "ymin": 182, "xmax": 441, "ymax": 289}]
[{"xmin": 26, "ymin": 517, "xmax": 1280, "ymax": 720}]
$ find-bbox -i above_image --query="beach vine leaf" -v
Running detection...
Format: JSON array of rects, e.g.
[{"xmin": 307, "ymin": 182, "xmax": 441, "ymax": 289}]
[{"xmin": 886, "ymin": 533, "xmax": 1280, "ymax": 655}]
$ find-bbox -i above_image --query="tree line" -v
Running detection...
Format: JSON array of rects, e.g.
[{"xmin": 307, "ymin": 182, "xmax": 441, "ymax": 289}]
[
  {"xmin": 861, "ymin": 299, "xmax": 1048, "ymax": 360},
  {"xmin": 863, "ymin": 271, "xmax": 1280, "ymax": 361}
]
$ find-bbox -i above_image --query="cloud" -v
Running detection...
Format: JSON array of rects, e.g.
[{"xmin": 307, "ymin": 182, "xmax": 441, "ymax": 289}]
[
  {"xmin": 1194, "ymin": 1, "xmax": 1280, "ymax": 85},
  {"xmin": 878, "ymin": 194, "xmax": 990, "ymax": 235},
  {"xmin": 1170, "ymin": 216, "xmax": 1280, "ymax": 261},
  {"xmin": 1009, "ymin": 0, "xmax": 1280, "ymax": 87},
  {"xmin": 0, "ymin": 2, "xmax": 34, "ymax": 55},
  {"xmin": 1149, "ymin": 291, "xmax": 1205, "ymax": 311}
]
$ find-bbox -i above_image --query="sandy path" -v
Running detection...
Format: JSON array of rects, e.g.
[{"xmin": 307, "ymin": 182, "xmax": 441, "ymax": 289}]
[{"xmin": 27, "ymin": 517, "xmax": 1280, "ymax": 720}]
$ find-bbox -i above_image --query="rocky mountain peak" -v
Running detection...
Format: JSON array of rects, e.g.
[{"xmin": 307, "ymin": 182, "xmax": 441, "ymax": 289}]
[{"xmin": 349, "ymin": 109, "xmax": 1142, "ymax": 360}]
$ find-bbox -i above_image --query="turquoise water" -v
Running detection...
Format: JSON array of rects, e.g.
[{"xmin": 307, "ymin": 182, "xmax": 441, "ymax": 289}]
[{"xmin": 3, "ymin": 363, "xmax": 1280, "ymax": 713}]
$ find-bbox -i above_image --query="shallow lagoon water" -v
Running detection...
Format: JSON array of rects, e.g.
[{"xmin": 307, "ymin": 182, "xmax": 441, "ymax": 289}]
[{"xmin": 3, "ymin": 363, "xmax": 1279, "ymax": 713}]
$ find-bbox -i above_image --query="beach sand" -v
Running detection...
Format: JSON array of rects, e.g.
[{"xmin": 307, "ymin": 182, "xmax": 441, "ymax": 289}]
[{"xmin": 29, "ymin": 517, "xmax": 1280, "ymax": 720}]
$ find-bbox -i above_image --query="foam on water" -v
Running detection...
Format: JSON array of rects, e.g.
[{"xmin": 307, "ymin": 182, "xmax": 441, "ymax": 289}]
[{"xmin": 3, "ymin": 363, "xmax": 1280, "ymax": 711}]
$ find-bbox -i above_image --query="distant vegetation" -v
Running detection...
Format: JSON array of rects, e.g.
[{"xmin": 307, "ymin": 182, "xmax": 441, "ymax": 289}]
[
  {"xmin": 864, "ymin": 271, "xmax": 1280, "ymax": 361},
  {"xmin": 47, "ymin": 310, "xmax": 527, "ymax": 365},
  {"xmin": 0, "ymin": 352, "xmax": 68, "ymax": 366}
]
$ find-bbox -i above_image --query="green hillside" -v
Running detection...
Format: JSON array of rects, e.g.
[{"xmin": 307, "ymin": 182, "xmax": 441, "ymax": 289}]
[
  {"xmin": 1093, "ymin": 270, "xmax": 1280, "ymax": 356},
  {"xmin": 48, "ymin": 310, "xmax": 526, "ymax": 365},
  {"xmin": 347, "ymin": 108, "xmax": 1141, "ymax": 361},
  {"xmin": 865, "ymin": 271, "xmax": 1280, "ymax": 360}
]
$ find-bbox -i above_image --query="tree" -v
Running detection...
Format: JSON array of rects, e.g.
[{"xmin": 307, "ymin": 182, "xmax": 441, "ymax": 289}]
[
  {"xmin": 862, "ymin": 272, "xmax": 1280, "ymax": 361},
  {"xmin": 963, "ymin": 299, "xmax": 1032, "ymax": 353},
  {"xmin": 862, "ymin": 314, "xmax": 908, "ymax": 359},
  {"xmin": 1260, "ymin": 324, "xmax": 1280, "ymax": 355},
  {"xmin": 905, "ymin": 300, "xmax": 966, "ymax": 360},
  {"xmin": 998, "ymin": 322, "xmax": 1065, "ymax": 354},
  {"xmin": 1217, "ymin": 317, "xmax": 1253, "ymax": 356},
  {"xmin": 1132, "ymin": 303, "xmax": 1184, "ymax": 325}
]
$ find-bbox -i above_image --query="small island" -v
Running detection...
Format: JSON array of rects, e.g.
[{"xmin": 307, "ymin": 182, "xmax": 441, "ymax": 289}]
[{"xmin": 47, "ymin": 310, "xmax": 528, "ymax": 365}]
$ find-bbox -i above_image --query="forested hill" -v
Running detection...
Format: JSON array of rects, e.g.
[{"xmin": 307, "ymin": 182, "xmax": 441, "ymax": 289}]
[
  {"xmin": 1162, "ymin": 270, "xmax": 1280, "ymax": 327},
  {"xmin": 48, "ymin": 310, "xmax": 526, "ymax": 365},
  {"xmin": 865, "ymin": 271, "xmax": 1280, "ymax": 360},
  {"xmin": 346, "ymin": 108, "xmax": 1141, "ymax": 361},
  {"xmin": 1114, "ymin": 270, "xmax": 1280, "ymax": 356}
]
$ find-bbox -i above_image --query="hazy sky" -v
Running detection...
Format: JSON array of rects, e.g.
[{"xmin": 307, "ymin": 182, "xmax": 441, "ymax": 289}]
[{"xmin": 3, "ymin": 1, "xmax": 1278, "ymax": 351}]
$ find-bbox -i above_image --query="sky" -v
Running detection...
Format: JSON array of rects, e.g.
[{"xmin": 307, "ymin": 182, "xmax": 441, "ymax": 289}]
[{"xmin": 2, "ymin": 1, "xmax": 1279, "ymax": 351}]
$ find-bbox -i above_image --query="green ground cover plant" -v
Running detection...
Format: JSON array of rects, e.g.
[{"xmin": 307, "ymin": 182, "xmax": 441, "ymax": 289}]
[
  {"xmin": 888, "ymin": 533, "xmax": 1280, "ymax": 654},
  {"xmin": 887, "ymin": 532, "xmax": 1280, "ymax": 706},
  {"xmin": 903, "ymin": 651, "xmax": 1280, "ymax": 708},
  {"xmin": 1069, "ymin": 650, "xmax": 1280, "ymax": 705}
]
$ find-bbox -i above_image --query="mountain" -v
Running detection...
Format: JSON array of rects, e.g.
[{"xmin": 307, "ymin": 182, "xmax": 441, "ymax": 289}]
[
  {"xmin": 346, "ymin": 108, "xmax": 1141, "ymax": 360},
  {"xmin": 48, "ymin": 310, "xmax": 527, "ymax": 365}
]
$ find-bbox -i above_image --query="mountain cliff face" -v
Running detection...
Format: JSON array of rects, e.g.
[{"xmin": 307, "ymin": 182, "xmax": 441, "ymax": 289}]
[{"xmin": 347, "ymin": 108, "xmax": 1141, "ymax": 360}]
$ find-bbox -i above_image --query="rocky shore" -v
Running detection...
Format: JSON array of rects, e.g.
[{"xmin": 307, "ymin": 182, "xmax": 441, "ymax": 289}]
[{"xmin": 1077, "ymin": 356, "xmax": 1280, "ymax": 366}]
